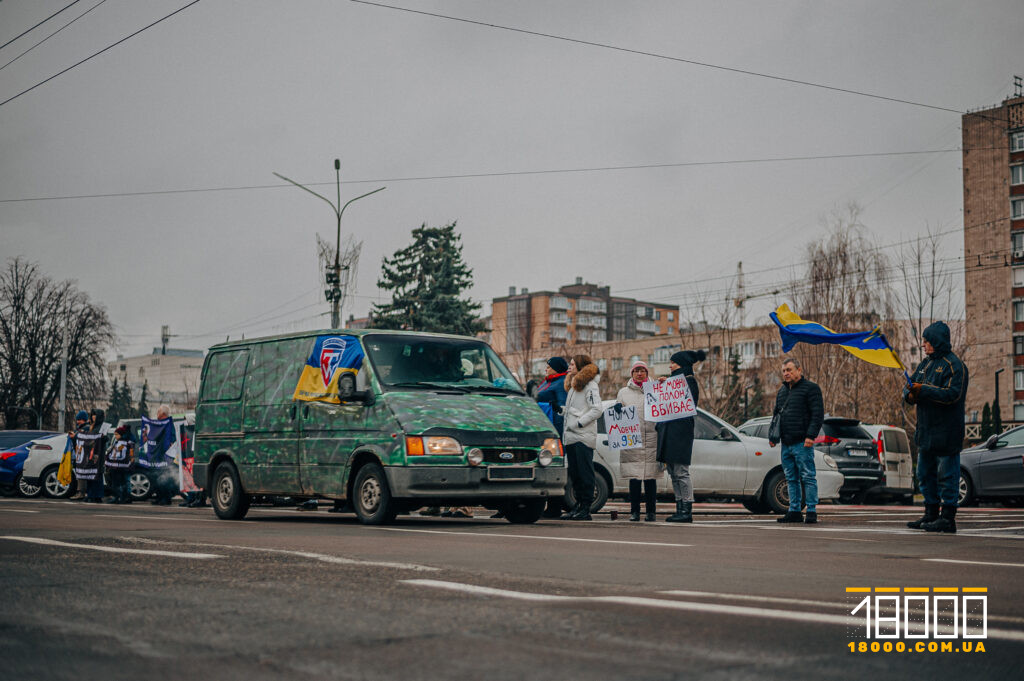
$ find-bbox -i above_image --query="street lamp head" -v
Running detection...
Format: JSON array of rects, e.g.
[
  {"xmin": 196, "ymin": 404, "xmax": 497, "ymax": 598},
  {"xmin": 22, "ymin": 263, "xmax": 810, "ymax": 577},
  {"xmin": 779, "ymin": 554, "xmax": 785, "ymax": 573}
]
[{"xmin": 335, "ymin": 159, "xmax": 340, "ymax": 170}]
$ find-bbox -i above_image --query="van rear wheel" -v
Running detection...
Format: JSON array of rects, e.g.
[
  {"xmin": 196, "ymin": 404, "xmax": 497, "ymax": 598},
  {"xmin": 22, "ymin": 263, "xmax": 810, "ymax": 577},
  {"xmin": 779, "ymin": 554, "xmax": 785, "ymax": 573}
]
[
  {"xmin": 353, "ymin": 463, "xmax": 398, "ymax": 525},
  {"xmin": 504, "ymin": 498, "xmax": 545, "ymax": 524},
  {"xmin": 211, "ymin": 462, "xmax": 250, "ymax": 520}
]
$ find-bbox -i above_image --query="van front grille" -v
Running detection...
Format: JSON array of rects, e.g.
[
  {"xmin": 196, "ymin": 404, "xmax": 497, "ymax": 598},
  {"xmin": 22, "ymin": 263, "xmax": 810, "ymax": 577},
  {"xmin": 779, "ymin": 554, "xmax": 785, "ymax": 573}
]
[{"xmin": 481, "ymin": 448, "xmax": 537, "ymax": 464}]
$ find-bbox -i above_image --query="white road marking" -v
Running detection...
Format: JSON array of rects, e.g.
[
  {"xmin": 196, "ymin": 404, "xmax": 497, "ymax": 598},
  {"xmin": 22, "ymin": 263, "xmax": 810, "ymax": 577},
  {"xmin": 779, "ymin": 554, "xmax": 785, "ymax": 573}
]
[
  {"xmin": 0, "ymin": 535, "xmax": 222, "ymax": 559},
  {"xmin": 122, "ymin": 537, "xmax": 438, "ymax": 572},
  {"xmin": 402, "ymin": 579, "xmax": 1024, "ymax": 641},
  {"xmin": 923, "ymin": 558, "xmax": 1024, "ymax": 569},
  {"xmin": 0, "ymin": 508, "xmax": 39, "ymax": 513},
  {"xmin": 376, "ymin": 527, "xmax": 692, "ymax": 548},
  {"xmin": 95, "ymin": 513, "xmax": 222, "ymax": 523}
]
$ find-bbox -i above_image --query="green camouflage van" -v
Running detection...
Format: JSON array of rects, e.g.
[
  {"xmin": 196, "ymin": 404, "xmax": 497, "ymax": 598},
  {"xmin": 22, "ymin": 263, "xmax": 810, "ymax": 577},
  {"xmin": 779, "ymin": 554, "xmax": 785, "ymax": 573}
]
[{"xmin": 194, "ymin": 329, "xmax": 565, "ymax": 524}]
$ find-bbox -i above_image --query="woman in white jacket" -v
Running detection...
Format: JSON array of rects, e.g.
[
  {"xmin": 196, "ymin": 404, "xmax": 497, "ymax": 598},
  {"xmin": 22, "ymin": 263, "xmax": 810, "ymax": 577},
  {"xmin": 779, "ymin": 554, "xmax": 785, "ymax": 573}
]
[
  {"xmin": 560, "ymin": 354, "xmax": 603, "ymax": 521},
  {"xmin": 615, "ymin": 361, "xmax": 662, "ymax": 522}
]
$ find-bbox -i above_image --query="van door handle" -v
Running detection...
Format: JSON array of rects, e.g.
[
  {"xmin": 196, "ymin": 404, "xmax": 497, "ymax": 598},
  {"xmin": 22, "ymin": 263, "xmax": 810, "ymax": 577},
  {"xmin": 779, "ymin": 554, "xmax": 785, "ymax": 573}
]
[
  {"xmin": 289, "ymin": 404, "xmax": 296, "ymax": 420},
  {"xmin": 303, "ymin": 405, "xmax": 310, "ymax": 419}
]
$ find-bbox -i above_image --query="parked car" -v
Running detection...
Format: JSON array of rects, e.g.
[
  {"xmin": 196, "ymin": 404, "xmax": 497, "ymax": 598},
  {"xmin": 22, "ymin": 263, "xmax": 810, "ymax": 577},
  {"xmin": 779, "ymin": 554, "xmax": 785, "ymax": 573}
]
[
  {"xmin": 0, "ymin": 430, "xmax": 59, "ymax": 496},
  {"xmin": 958, "ymin": 426, "xmax": 1024, "ymax": 507},
  {"xmin": 738, "ymin": 415, "xmax": 883, "ymax": 503},
  {"xmin": 860, "ymin": 424, "xmax": 915, "ymax": 503},
  {"xmin": 584, "ymin": 401, "xmax": 844, "ymax": 514},
  {"xmin": 21, "ymin": 433, "xmax": 75, "ymax": 498}
]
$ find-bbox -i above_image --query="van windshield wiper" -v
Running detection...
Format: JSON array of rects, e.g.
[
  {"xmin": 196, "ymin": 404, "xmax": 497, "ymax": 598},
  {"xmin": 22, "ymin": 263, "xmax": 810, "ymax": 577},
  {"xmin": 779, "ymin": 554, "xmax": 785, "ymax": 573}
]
[
  {"xmin": 462, "ymin": 384, "xmax": 524, "ymax": 395},
  {"xmin": 388, "ymin": 381, "xmax": 469, "ymax": 393}
]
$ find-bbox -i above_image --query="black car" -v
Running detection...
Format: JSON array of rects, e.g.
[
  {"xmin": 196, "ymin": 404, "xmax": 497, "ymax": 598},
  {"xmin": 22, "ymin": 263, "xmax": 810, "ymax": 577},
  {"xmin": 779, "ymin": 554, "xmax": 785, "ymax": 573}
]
[{"xmin": 738, "ymin": 416, "xmax": 884, "ymax": 503}]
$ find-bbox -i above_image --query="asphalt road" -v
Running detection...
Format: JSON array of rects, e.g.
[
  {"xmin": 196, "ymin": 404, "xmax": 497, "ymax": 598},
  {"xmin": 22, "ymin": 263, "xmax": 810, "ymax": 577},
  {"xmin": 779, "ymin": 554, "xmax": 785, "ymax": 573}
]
[{"xmin": 2, "ymin": 497, "xmax": 1022, "ymax": 681}]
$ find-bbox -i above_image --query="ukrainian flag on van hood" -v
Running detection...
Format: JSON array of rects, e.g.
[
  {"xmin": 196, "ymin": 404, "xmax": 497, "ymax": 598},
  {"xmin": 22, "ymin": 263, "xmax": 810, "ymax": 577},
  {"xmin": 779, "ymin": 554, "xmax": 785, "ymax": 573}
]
[
  {"xmin": 293, "ymin": 335, "xmax": 365, "ymax": 403},
  {"xmin": 770, "ymin": 304, "xmax": 906, "ymax": 371}
]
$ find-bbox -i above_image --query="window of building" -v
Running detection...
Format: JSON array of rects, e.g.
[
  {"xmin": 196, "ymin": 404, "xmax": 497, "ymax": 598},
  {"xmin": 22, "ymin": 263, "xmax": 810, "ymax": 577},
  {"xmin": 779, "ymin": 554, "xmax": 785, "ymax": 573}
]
[
  {"xmin": 1015, "ymin": 405, "xmax": 1024, "ymax": 421},
  {"xmin": 1016, "ymin": 301, "xmax": 1024, "ymax": 322},
  {"xmin": 655, "ymin": 311, "xmax": 661, "ymax": 320},
  {"xmin": 667, "ymin": 311, "xmax": 674, "ymax": 321},
  {"xmin": 1014, "ymin": 232, "xmax": 1024, "ymax": 253},
  {"xmin": 1016, "ymin": 370, "xmax": 1024, "ymax": 392},
  {"xmin": 1016, "ymin": 336, "xmax": 1024, "ymax": 355},
  {"xmin": 1013, "ymin": 198, "xmax": 1024, "ymax": 220},
  {"xmin": 597, "ymin": 358, "xmax": 607, "ymax": 371},
  {"xmin": 1015, "ymin": 267, "xmax": 1024, "ymax": 287},
  {"xmin": 612, "ymin": 358, "xmax": 622, "ymax": 371},
  {"xmin": 1013, "ymin": 164, "xmax": 1024, "ymax": 186},
  {"xmin": 629, "ymin": 355, "xmax": 641, "ymax": 365},
  {"xmin": 1013, "ymin": 131, "xmax": 1024, "ymax": 153}
]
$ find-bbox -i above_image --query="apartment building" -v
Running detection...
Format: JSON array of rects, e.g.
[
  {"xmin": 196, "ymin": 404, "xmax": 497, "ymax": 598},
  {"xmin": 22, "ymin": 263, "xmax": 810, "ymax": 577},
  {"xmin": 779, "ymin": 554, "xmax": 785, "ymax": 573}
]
[
  {"xmin": 963, "ymin": 87, "xmax": 1024, "ymax": 423},
  {"xmin": 107, "ymin": 348, "xmax": 205, "ymax": 411},
  {"xmin": 491, "ymin": 278, "xmax": 679, "ymax": 360}
]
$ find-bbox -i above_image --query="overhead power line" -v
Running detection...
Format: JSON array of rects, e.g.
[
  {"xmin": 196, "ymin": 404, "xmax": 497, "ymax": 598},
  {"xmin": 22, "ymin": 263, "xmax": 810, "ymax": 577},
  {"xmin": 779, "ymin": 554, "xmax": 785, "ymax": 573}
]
[
  {"xmin": 0, "ymin": 147, "xmax": 973, "ymax": 204},
  {"xmin": 0, "ymin": 0, "xmax": 111, "ymax": 74},
  {"xmin": 350, "ymin": 0, "xmax": 967, "ymax": 115},
  {"xmin": 0, "ymin": 0, "xmax": 83, "ymax": 51},
  {"xmin": 0, "ymin": 0, "xmax": 203, "ymax": 109}
]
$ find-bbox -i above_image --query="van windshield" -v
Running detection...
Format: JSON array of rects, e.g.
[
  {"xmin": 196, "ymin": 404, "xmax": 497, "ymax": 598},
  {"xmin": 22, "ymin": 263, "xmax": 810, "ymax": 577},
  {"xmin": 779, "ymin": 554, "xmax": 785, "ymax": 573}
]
[{"xmin": 363, "ymin": 335, "xmax": 524, "ymax": 394}]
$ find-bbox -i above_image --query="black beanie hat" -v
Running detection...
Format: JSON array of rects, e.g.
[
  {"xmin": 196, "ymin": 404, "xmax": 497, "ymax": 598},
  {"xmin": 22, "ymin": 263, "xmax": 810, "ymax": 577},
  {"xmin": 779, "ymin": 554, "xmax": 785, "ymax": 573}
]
[
  {"xmin": 670, "ymin": 349, "xmax": 707, "ymax": 372},
  {"xmin": 547, "ymin": 357, "xmax": 569, "ymax": 374}
]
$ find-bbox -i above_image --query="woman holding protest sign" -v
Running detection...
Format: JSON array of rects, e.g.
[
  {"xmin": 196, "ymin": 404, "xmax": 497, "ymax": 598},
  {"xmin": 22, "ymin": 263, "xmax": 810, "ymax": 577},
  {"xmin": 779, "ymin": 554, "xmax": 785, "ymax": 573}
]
[
  {"xmin": 615, "ymin": 361, "xmax": 661, "ymax": 522},
  {"xmin": 560, "ymin": 354, "xmax": 603, "ymax": 521},
  {"xmin": 656, "ymin": 350, "xmax": 705, "ymax": 523}
]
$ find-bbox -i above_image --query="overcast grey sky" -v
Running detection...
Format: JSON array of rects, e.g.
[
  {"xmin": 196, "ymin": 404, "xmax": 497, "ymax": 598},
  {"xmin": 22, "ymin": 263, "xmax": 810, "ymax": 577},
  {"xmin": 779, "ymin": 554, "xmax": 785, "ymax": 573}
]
[{"xmin": 1, "ymin": 0, "xmax": 1020, "ymax": 358}]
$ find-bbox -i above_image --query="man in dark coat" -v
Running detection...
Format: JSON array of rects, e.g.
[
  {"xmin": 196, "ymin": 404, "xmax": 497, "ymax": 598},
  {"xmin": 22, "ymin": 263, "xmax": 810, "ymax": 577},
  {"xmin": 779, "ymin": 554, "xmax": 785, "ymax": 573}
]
[
  {"xmin": 656, "ymin": 350, "xmax": 705, "ymax": 523},
  {"xmin": 769, "ymin": 358, "xmax": 824, "ymax": 524},
  {"xmin": 533, "ymin": 357, "xmax": 569, "ymax": 518},
  {"xmin": 904, "ymin": 321, "xmax": 968, "ymax": 534}
]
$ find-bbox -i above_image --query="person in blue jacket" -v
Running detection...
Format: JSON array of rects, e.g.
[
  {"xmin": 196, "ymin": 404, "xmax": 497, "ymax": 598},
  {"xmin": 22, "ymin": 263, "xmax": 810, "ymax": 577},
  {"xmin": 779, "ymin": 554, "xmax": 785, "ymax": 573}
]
[{"xmin": 534, "ymin": 357, "xmax": 569, "ymax": 518}]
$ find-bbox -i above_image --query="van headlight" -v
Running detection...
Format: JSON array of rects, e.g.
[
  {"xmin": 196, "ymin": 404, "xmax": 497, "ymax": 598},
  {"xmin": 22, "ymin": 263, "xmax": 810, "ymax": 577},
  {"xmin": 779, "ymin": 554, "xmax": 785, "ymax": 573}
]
[
  {"xmin": 467, "ymin": 448, "xmax": 484, "ymax": 466},
  {"xmin": 539, "ymin": 438, "xmax": 562, "ymax": 467},
  {"xmin": 822, "ymin": 454, "xmax": 838, "ymax": 469},
  {"xmin": 424, "ymin": 436, "xmax": 462, "ymax": 455}
]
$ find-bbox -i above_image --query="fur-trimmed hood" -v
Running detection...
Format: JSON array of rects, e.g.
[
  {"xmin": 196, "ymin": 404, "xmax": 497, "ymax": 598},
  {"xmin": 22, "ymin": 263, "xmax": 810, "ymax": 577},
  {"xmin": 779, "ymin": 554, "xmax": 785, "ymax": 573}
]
[{"xmin": 566, "ymin": 362, "xmax": 600, "ymax": 392}]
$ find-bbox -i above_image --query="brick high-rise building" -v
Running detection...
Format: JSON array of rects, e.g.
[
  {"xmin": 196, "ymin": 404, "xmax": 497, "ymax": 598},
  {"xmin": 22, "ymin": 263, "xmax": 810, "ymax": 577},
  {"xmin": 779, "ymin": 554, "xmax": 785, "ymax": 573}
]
[{"xmin": 963, "ymin": 87, "xmax": 1024, "ymax": 427}]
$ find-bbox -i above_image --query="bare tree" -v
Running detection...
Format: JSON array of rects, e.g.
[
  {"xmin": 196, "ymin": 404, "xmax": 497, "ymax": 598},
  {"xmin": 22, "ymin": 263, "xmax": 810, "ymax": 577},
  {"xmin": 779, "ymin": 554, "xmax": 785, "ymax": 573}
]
[
  {"xmin": 0, "ymin": 258, "xmax": 115, "ymax": 428},
  {"xmin": 317, "ymin": 233, "xmax": 362, "ymax": 321}
]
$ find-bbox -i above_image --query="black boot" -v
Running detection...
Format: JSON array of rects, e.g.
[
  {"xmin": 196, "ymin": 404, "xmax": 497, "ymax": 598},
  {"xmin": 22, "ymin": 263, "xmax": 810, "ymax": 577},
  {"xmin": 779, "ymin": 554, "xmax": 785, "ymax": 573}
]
[
  {"xmin": 923, "ymin": 505, "xmax": 957, "ymax": 534},
  {"xmin": 776, "ymin": 511, "xmax": 803, "ymax": 523},
  {"xmin": 628, "ymin": 479, "xmax": 641, "ymax": 521},
  {"xmin": 666, "ymin": 500, "xmax": 688, "ymax": 522},
  {"xmin": 560, "ymin": 503, "xmax": 580, "ymax": 520},
  {"xmin": 907, "ymin": 503, "xmax": 940, "ymax": 529},
  {"xmin": 644, "ymin": 479, "xmax": 657, "ymax": 522}
]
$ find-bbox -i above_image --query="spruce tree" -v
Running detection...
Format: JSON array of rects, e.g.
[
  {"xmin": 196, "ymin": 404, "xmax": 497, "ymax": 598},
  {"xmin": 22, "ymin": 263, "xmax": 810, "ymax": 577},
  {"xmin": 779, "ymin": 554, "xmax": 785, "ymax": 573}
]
[
  {"xmin": 106, "ymin": 377, "xmax": 122, "ymax": 426},
  {"xmin": 372, "ymin": 222, "xmax": 483, "ymax": 335},
  {"xmin": 980, "ymin": 402, "xmax": 992, "ymax": 439},
  {"xmin": 137, "ymin": 380, "xmax": 150, "ymax": 418}
]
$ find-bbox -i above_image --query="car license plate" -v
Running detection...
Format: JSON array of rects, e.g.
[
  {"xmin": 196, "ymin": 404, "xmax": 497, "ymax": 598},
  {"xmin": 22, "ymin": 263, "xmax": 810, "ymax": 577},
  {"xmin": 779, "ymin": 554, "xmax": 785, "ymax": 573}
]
[
  {"xmin": 847, "ymin": 449, "xmax": 869, "ymax": 457},
  {"xmin": 487, "ymin": 466, "xmax": 534, "ymax": 481}
]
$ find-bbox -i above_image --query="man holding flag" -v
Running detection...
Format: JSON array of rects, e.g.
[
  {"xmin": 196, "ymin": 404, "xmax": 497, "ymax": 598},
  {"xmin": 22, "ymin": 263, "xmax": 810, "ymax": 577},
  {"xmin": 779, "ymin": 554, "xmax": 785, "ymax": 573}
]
[{"xmin": 904, "ymin": 321, "xmax": 968, "ymax": 534}]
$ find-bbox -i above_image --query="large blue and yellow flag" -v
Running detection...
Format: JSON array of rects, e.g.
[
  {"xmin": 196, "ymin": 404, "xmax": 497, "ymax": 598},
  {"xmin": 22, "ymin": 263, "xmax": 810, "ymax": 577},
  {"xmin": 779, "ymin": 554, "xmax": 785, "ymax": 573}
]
[
  {"xmin": 770, "ymin": 304, "xmax": 906, "ymax": 371},
  {"xmin": 293, "ymin": 335, "xmax": 365, "ymax": 403}
]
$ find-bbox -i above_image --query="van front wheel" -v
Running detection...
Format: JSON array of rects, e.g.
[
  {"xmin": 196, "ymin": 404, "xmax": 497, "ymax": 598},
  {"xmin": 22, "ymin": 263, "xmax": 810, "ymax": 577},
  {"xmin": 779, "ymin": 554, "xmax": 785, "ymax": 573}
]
[
  {"xmin": 211, "ymin": 462, "xmax": 250, "ymax": 520},
  {"xmin": 353, "ymin": 463, "xmax": 398, "ymax": 525}
]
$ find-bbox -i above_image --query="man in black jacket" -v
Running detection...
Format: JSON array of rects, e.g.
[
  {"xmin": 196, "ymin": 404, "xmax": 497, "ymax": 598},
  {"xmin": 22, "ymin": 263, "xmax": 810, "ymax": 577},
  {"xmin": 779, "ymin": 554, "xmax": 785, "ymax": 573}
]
[
  {"xmin": 904, "ymin": 321, "xmax": 968, "ymax": 534},
  {"xmin": 769, "ymin": 358, "xmax": 825, "ymax": 524}
]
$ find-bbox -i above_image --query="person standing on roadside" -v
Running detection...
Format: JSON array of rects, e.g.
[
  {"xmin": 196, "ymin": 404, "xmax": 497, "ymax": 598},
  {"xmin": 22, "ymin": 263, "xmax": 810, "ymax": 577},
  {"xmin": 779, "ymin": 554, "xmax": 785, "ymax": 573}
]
[
  {"xmin": 139, "ymin": 405, "xmax": 177, "ymax": 506},
  {"xmin": 768, "ymin": 358, "xmax": 824, "ymax": 524},
  {"xmin": 534, "ymin": 357, "xmax": 570, "ymax": 518},
  {"xmin": 904, "ymin": 321, "xmax": 968, "ymax": 534},
  {"xmin": 657, "ymin": 350, "xmax": 706, "ymax": 523},
  {"xmin": 106, "ymin": 425, "xmax": 135, "ymax": 504},
  {"xmin": 71, "ymin": 409, "xmax": 107, "ymax": 503},
  {"xmin": 560, "ymin": 354, "xmax": 602, "ymax": 521},
  {"xmin": 616, "ymin": 361, "xmax": 661, "ymax": 522},
  {"xmin": 67, "ymin": 410, "xmax": 89, "ymax": 500}
]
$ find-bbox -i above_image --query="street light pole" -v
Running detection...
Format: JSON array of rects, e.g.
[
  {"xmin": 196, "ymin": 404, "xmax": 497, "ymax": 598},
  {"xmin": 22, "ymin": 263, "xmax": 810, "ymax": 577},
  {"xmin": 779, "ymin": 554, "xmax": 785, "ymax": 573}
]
[{"xmin": 273, "ymin": 161, "xmax": 385, "ymax": 329}]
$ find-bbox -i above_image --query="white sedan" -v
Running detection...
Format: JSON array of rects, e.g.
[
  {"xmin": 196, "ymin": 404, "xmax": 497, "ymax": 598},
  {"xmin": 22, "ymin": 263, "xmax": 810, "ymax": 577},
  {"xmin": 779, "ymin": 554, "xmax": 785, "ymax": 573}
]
[{"xmin": 572, "ymin": 401, "xmax": 845, "ymax": 514}]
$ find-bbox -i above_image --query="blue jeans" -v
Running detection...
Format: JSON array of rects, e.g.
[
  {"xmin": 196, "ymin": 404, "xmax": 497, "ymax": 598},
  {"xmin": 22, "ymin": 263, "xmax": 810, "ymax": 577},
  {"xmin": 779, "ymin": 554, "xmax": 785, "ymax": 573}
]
[
  {"xmin": 917, "ymin": 450, "xmax": 960, "ymax": 507},
  {"xmin": 780, "ymin": 444, "xmax": 818, "ymax": 512}
]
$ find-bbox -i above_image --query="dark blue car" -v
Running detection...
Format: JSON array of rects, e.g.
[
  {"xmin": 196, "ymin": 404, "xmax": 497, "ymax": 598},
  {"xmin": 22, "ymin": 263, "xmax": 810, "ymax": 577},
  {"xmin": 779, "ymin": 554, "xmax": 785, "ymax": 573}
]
[{"xmin": 0, "ymin": 430, "xmax": 59, "ymax": 496}]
